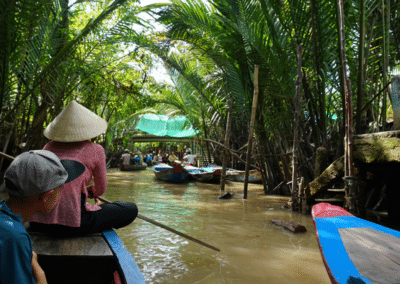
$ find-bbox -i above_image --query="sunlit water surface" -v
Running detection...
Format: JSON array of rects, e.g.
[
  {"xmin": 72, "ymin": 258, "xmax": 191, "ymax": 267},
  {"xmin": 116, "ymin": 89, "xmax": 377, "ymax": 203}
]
[{"xmin": 103, "ymin": 168, "xmax": 331, "ymax": 284}]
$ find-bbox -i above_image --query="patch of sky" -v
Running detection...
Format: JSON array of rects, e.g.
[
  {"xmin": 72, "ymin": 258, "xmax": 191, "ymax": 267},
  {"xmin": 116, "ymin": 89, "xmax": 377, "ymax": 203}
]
[
  {"xmin": 71, "ymin": 0, "xmax": 173, "ymax": 85},
  {"xmin": 136, "ymin": 0, "xmax": 173, "ymax": 84}
]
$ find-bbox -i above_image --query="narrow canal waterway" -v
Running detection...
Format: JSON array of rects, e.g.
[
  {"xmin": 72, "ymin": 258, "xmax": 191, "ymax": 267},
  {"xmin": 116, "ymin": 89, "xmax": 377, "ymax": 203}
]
[{"xmin": 103, "ymin": 168, "xmax": 331, "ymax": 284}]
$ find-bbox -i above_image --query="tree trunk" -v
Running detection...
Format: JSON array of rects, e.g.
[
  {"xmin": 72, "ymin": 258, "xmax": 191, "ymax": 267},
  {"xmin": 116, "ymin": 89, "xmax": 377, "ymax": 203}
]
[
  {"xmin": 220, "ymin": 97, "xmax": 233, "ymax": 191},
  {"xmin": 310, "ymin": 0, "xmax": 326, "ymax": 144},
  {"xmin": 381, "ymin": 0, "xmax": 390, "ymax": 131},
  {"xmin": 356, "ymin": 0, "xmax": 365, "ymax": 134},
  {"xmin": 244, "ymin": 65, "xmax": 259, "ymax": 199},
  {"xmin": 292, "ymin": 45, "xmax": 302, "ymax": 211}
]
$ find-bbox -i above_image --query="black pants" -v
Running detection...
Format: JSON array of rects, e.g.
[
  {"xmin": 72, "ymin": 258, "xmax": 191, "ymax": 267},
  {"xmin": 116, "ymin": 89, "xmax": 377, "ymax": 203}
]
[{"xmin": 30, "ymin": 194, "xmax": 138, "ymax": 236}]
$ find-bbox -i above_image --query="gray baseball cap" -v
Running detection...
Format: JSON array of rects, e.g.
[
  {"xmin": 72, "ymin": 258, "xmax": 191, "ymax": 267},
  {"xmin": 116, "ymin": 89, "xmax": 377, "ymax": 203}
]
[{"xmin": 4, "ymin": 150, "xmax": 86, "ymax": 198}]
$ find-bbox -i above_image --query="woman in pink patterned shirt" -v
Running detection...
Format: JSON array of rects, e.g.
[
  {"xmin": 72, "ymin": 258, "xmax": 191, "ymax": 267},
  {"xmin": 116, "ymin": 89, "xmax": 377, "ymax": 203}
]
[{"xmin": 29, "ymin": 101, "xmax": 138, "ymax": 235}]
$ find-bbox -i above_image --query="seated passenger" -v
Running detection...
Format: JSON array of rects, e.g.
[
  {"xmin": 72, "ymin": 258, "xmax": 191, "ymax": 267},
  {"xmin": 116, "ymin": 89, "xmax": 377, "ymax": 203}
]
[
  {"xmin": 134, "ymin": 155, "xmax": 141, "ymax": 166},
  {"xmin": 146, "ymin": 154, "xmax": 153, "ymax": 164},
  {"xmin": 129, "ymin": 152, "xmax": 135, "ymax": 165},
  {"xmin": 168, "ymin": 152, "xmax": 178, "ymax": 164},
  {"xmin": 29, "ymin": 100, "xmax": 138, "ymax": 236},
  {"xmin": 1, "ymin": 150, "xmax": 85, "ymax": 283},
  {"xmin": 121, "ymin": 149, "xmax": 131, "ymax": 165},
  {"xmin": 183, "ymin": 152, "xmax": 198, "ymax": 166},
  {"xmin": 162, "ymin": 153, "xmax": 169, "ymax": 164}
]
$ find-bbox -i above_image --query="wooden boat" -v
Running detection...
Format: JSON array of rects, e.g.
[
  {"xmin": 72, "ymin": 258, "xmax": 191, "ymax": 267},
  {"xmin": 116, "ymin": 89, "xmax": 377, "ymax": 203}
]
[
  {"xmin": 153, "ymin": 163, "xmax": 189, "ymax": 183},
  {"xmin": 227, "ymin": 169, "xmax": 262, "ymax": 183},
  {"xmin": 119, "ymin": 164, "xmax": 147, "ymax": 171},
  {"xmin": 202, "ymin": 165, "xmax": 223, "ymax": 176},
  {"xmin": 185, "ymin": 165, "xmax": 221, "ymax": 183},
  {"xmin": 185, "ymin": 165, "xmax": 244, "ymax": 183},
  {"xmin": 312, "ymin": 202, "xmax": 400, "ymax": 284},
  {"xmin": 225, "ymin": 169, "xmax": 240, "ymax": 181},
  {"xmin": 29, "ymin": 228, "xmax": 146, "ymax": 284}
]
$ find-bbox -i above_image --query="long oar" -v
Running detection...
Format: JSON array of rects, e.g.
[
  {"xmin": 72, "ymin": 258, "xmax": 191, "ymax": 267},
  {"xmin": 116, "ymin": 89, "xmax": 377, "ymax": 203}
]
[
  {"xmin": 97, "ymin": 196, "xmax": 220, "ymax": 252},
  {"xmin": 0, "ymin": 151, "xmax": 220, "ymax": 252},
  {"xmin": 0, "ymin": 151, "xmax": 14, "ymax": 162}
]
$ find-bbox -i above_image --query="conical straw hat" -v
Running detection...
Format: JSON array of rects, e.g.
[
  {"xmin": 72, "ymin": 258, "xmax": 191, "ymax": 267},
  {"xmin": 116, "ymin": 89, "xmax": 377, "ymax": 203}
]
[{"xmin": 44, "ymin": 100, "xmax": 108, "ymax": 142}]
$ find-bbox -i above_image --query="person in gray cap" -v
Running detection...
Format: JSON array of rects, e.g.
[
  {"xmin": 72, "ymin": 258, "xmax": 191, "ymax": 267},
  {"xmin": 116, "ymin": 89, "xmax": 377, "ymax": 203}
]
[{"xmin": 0, "ymin": 150, "xmax": 85, "ymax": 284}]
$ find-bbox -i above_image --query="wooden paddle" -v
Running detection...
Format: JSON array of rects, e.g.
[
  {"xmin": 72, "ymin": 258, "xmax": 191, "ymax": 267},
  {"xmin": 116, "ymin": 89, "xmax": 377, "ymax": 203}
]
[
  {"xmin": 97, "ymin": 196, "xmax": 220, "ymax": 252},
  {"xmin": 0, "ymin": 151, "xmax": 220, "ymax": 252}
]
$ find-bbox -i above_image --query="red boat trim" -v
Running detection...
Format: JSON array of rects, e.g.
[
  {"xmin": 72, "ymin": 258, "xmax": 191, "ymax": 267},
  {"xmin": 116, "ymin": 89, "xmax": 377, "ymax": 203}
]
[{"xmin": 312, "ymin": 202, "xmax": 353, "ymax": 218}]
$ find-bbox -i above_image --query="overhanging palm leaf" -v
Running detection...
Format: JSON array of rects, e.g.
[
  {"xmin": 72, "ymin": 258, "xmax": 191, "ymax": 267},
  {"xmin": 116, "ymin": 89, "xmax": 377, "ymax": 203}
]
[{"xmin": 0, "ymin": 0, "xmax": 129, "ymax": 124}]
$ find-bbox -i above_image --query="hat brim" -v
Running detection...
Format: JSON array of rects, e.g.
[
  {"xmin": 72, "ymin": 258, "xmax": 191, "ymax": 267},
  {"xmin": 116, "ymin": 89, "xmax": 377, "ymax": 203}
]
[
  {"xmin": 43, "ymin": 100, "xmax": 108, "ymax": 142},
  {"xmin": 60, "ymin": 160, "xmax": 86, "ymax": 184}
]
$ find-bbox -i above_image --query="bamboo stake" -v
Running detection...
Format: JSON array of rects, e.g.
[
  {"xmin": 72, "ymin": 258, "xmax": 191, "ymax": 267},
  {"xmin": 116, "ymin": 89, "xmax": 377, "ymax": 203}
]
[
  {"xmin": 355, "ymin": 0, "xmax": 365, "ymax": 134},
  {"xmin": 346, "ymin": 78, "xmax": 354, "ymax": 178},
  {"xmin": 310, "ymin": 0, "xmax": 325, "ymax": 144},
  {"xmin": 338, "ymin": 0, "xmax": 357, "ymax": 213},
  {"xmin": 0, "ymin": 151, "xmax": 220, "ymax": 252},
  {"xmin": 292, "ymin": 46, "xmax": 302, "ymax": 211},
  {"xmin": 338, "ymin": 0, "xmax": 351, "ymax": 177},
  {"xmin": 200, "ymin": 100, "xmax": 212, "ymax": 164},
  {"xmin": 220, "ymin": 97, "xmax": 234, "ymax": 191},
  {"xmin": 381, "ymin": 0, "xmax": 390, "ymax": 131},
  {"xmin": 244, "ymin": 65, "xmax": 259, "ymax": 199}
]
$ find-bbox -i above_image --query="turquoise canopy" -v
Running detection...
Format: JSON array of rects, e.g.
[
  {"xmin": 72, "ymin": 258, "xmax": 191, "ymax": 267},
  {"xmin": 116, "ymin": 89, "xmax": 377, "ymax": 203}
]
[{"xmin": 134, "ymin": 114, "xmax": 199, "ymax": 137}]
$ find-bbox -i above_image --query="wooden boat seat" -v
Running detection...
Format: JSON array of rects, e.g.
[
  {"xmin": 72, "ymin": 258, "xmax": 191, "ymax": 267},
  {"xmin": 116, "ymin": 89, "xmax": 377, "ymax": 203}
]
[
  {"xmin": 339, "ymin": 227, "xmax": 400, "ymax": 284},
  {"xmin": 28, "ymin": 229, "xmax": 117, "ymax": 284}
]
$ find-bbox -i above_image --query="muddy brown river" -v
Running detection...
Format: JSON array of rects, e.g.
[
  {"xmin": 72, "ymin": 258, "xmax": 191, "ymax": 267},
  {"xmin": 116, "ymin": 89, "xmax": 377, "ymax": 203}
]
[{"xmin": 102, "ymin": 168, "xmax": 331, "ymax": 284}]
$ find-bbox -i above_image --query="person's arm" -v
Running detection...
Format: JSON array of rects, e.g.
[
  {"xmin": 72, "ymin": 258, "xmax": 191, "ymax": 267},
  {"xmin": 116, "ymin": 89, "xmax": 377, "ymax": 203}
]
[
  {"xmin": 90, "ymin": 145, "xmax": 108, "ymax": 198},
  {"xmin": 31, "ymin": 251, "xmax": 47, "ymax": 284}
]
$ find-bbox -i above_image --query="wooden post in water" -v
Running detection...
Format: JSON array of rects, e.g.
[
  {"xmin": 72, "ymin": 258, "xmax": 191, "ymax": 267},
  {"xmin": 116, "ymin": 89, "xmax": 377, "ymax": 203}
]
[
  {"xmin": 220, "ymin": 97, "xmax": 234, "ymax": 191},
  {"xmin": 338, "ymin": 0, "xmax": 356, "ymax": 213},
  {"xmin": 244, "ymin": 65, "xmax": 259, "ymax": 199},
  {"xmin": 291, "ymin": 45, "xmax": 302, "ymax": 211}
]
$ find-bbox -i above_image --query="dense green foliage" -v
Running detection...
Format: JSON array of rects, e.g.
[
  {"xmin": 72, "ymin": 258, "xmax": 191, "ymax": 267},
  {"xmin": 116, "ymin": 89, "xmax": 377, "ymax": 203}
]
[
  {"xmin": 0, "ymin": 0, "xmax": 158, "ymax": 153},
  {"xmin": 150, "ymin": 0, "xmax": 400, "ymax": 189},
  {"xmin": 1, "ymin": 0, "xmax": 400, "ymax": 191}
]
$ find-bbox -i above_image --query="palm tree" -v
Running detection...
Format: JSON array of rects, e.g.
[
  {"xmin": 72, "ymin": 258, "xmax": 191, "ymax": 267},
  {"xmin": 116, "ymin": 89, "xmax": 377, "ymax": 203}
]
[
  {"xmin": 151, "ymin": 0, "xmax": 400, "ymax": 190},
  {"xmin": 0, "ymin": 0, "xmax": 153, "ymax": 152}
]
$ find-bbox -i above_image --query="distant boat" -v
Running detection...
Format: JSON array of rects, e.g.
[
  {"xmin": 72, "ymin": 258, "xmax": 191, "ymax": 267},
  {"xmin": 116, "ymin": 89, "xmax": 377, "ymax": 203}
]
[
  {"xmin": 119, "ymin": 164, "xmax": 147, "ymax": 171},
  {"xmin": 153, "ymin": 163, "xmax": 189, "ymax": 183},
  {"xmin": 185, "ymin": 165, "xmax": 242, "ymax": 183},
  {"xmin": 225, "ymin": 169, "xmax": 262, "ymax": 183},
  {"xmin": 29, "ymin": 228, "xmax": 146, "ymax": 284},
  {"xmin": 312, "ymin": 202, "xmax": 400, "ymax": 284},
  {"xmin": 185, "ymin": 165, "xmax": 221, "ymax": 183}
]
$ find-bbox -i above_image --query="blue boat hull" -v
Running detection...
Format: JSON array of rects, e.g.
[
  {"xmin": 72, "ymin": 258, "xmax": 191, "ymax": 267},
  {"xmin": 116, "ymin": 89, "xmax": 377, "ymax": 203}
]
[
  {"xmin": 153, "ymin": 164, "xmax": 189, "ymax": 183},
  {"xmin": 103, "ymin": 230, "xmax": 146, "ymax": 284},
  {"xmin": 185, "ymin": 166, "xmax": 220, "ymax": 183},
  {"xmin": 312, "ymin": 203, "xmax": 400, "ymax": 284}
]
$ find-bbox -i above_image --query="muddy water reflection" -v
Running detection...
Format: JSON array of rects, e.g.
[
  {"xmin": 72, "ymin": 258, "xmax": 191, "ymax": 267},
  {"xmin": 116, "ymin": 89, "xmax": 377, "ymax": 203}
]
[{"xmin": 104, "ymin": 168, "xmax": 330, "ymax": 284}]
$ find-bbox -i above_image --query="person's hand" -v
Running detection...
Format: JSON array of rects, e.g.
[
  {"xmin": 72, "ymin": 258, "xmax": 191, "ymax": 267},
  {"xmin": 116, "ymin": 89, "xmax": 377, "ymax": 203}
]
[
  {"xmin": 32, "ymin": 251, "xmax": 48, "ymax": 284},
  {"xmin": 94, "ymin": 198, "xmax": 101, "ymax": 206}
]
